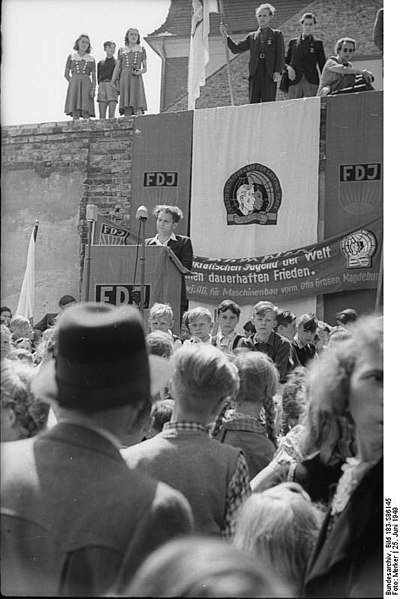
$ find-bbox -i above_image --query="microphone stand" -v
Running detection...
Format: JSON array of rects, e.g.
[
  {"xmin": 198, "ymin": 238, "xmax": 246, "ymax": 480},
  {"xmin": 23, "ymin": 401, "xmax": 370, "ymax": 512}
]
[{"xmin": 139, "ymin": 216, "xmax": 146, "ymax": 316}]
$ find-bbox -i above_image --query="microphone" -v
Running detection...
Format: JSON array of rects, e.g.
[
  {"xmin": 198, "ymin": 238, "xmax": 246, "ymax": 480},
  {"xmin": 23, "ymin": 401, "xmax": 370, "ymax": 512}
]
[{"xmin": 135, "ymin": 205, "xmax": 149, "ymax": 221}]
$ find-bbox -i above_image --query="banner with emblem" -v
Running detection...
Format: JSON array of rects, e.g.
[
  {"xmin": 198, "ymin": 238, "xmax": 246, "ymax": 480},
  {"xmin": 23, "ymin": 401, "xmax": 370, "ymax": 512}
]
[
  {"xmin": 190, "ymin": 99, "xmax": 321, "ymax": 258},
  {"xmin": 92, "ymin": 214, "xmax": 138, "ymax": 245},
  {"xmin": 187, "ymin": 218, "xmax": 382, "ymax": 304}
]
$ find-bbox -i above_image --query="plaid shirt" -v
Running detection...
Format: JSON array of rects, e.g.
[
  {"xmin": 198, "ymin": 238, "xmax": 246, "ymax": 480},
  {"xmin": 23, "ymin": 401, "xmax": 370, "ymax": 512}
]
[{"xmin": 164, "ymin": 421, "xmax": 251, "ymax": 538}]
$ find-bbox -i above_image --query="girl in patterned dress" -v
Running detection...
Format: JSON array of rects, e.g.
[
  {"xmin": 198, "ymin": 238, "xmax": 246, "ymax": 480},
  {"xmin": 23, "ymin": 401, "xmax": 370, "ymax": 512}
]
[
  {"xmin": 111, "ymin": 28, "xmax": 147, "ymax": 116},
  {"xmin": 64, "ymin": 34, "xmax": 96, "ymax": 119}
]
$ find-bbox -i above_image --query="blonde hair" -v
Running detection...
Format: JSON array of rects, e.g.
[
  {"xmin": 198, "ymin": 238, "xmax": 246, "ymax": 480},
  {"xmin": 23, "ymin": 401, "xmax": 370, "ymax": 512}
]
[
  {"xmin": 234, "ymin": 482, "xmax": 321, "ymax": 596},
  {"xmin": 149, "ymin": 302, "xmax": 174, "ymax": 322},
  {"xmin": 186, "ymin": 306, "xmax": 213, "ymax": 324}
]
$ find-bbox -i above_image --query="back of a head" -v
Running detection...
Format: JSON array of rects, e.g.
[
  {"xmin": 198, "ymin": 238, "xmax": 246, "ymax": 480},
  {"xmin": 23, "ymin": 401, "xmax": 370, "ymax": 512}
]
[
  {"xmin": 335, "ymin": 308, "xmax": 358, "ymax": 325},
  {"xmin": 234, "ymin": 483, "xmax": 321, "ymax": 595},
  {"xmin": 121, "ymin": 537, "xmax": 289, "ymax": 597},
  {"xmin": 146, "ymin": 330, "xmax": 174, "ymax": 358},
  {"xmin": 281, "ymin": 367, "xmax": 307, "ymax": 434},
  {"xmin": 233, "ymin": 351, "xmax": 279, "ymax": 404},
  {"xmin": 58, "ymin": 294, "xmax": 76, "ymax": 308},
  {"xmin": 10, "ymin": 315, "xmax": 30, "ymax": 332}
]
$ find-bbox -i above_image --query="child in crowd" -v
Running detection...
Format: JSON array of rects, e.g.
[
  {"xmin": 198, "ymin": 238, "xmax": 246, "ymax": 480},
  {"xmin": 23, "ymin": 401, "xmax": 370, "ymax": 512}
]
[
  {"xmin": 111, "ymin": 28, "xmax": 147, "ymax": 116},
  {"xmin": 214, "ymin": 352, "xmax": 278, "ymax": 479},
  {"xmin": 148, "ymin": 303, "xmax": 182, "ymax": 350},
  {"xmin": 1, "ymin": 306, "xmax": 12, "ymax": 328},
  {"xmin": 13, "ymin": 338, "xmax": 33, "ymax": 353},
  {"xmin": 183, "ymin": 307, "xmax": 213, "ymax": 345},
  {"xmin": 1, "ymin": 324, "xmax": 12, "ymax": 359},
  {"xmin": 292, "ymin": 312, "xmax": 318, "ymax": 366},
  {"xmin": 212, "ymin": 300, "xmax": 243, "ymax": 354},
  {"xmin": 97, "ymin": 41, "xmax": 118, "ymax": 119},
  {"xmin": 9, "ymin": 316, "xmax": 33, "ymax": 346},
  {"xmin": 314, "ymin": 320, "xmax": 331, "ymax": 355},
  {"xmin": 144, "ymin": 399, "xmax": 175, "ymax": 440},
  {"xmin": 238, "ymin": 301, "xmax": 291, "ymax": 383},
  {"xmin": 335, "ymin": 307, "xmax": 357, "ymax": 328},
  {"xmin": 64, "ymin": 34, "xmax": 96, "ymax": 120},
  {"xmin": 243, "ymin": 320, "xmax": 256, "ymax": 338},
  {"xmin": 275, "ymin": 309, "xmax": 297, "ymax": 341}
]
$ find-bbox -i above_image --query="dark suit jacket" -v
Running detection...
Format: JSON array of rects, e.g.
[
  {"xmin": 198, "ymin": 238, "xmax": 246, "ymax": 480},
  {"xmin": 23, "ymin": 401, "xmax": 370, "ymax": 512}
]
[
  {"xmin": 33, "ymin": 312, "xmax": 58, "ymax": 332},
  {"xmin": 227, "ymin": 28, "xmax": 285, "ymax": 79},
  {"xmin": 146, "ymin": 235, "xmax": 193, "ymax": 306},
  {"xmin": 305, "ymin": 457, "xmax": 383, "ymax": 598},
  {"xmin": 285, "ymin": 36, "xmax": 326, "ymax": 85},
  {"xmin": 1, "ymin": 422, "xmax": 192, "ymax": 597}
]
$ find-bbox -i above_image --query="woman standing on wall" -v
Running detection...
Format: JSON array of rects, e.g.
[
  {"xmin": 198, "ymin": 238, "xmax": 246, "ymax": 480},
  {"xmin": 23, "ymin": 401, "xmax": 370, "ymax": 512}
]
[
  {"xmin": 111, "ymin": 28, "xmax": 147, "ymax": 116},
  {"xmin": 64, "ymin": 34, "xmax": 96, "ymax": 120}
]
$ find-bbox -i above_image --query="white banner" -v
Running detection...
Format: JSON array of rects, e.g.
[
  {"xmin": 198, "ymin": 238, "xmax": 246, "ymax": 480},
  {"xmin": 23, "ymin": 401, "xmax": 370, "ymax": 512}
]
[{"xmin": 190, "ymin": 99, "xmax": 321, "ymax": 258}]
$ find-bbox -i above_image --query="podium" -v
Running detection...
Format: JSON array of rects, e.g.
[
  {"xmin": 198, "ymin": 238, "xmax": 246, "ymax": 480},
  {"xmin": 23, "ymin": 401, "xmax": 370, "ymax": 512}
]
[{"xmin": 83, "ymin": 245, "xmax": 188, "ymax": 334}]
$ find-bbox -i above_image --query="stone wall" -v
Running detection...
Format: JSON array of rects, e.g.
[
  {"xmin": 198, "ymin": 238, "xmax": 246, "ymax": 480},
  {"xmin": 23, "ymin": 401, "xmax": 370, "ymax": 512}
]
[{"xmin": 1, "ymin": 118, "xmax": 136, "ymax": 320}]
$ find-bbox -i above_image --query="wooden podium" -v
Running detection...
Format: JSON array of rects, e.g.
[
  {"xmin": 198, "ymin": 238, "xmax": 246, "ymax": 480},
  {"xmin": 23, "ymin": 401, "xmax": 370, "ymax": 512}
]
[{"xmin": 83, "ymin": 245, "xmax": 188, "ymax": 334}]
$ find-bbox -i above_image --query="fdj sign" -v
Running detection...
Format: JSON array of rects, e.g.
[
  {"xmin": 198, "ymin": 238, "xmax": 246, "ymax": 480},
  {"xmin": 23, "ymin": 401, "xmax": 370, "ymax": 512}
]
[
  {"xmin": 143, "ymin": 172, "xmax": 178, "ymax": 187},
  {"xmin": 95, "ymin": 284, "xmax": 150, "ymax": 309},
  {"xmin": 340, "ymin": 163, "xmax": 381, "ymax": 182}
]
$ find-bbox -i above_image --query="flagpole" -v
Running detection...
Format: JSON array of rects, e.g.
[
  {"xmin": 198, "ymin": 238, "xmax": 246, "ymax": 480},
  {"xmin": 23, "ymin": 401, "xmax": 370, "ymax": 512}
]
[{"xmin": 218, "ymin": 0, "xmax": 235, "ymax": 106}]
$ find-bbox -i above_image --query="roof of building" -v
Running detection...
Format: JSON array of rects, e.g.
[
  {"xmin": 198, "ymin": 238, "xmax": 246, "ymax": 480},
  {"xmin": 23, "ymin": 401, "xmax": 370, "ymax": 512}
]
[{"xmin": 148, "ymin": 0, "xmax": 313, "ymax": 37}]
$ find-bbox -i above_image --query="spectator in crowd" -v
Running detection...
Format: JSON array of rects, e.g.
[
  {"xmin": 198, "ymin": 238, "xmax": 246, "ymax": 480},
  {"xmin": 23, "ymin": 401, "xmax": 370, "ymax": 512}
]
[
  {"xmin": 275, "ymin": 309, "xmax": 296, "ymax": 341},
  {"xmin": 239, "ymin": 301, "xmax": 291, "ymax": 383},
  {"xmin": 1, "ymin": 358, "xmax": 49, "ymax": 441},
  {"xmin": 328, "ymin": 325, "xmax": 352, "ymax": 348},
  {"xmin": 314, "ymin": 320, "xmax": 331, "ymax": 355},
  {"xmin": 1, "ymin": 306, "xmax": 12, "ymax": 328},
  {"xmin": 280, "ymin": 366, "xmax": 307, "ymax": 436},
  {"xmin": 64, "ymin": 34, "xmax": 96, "ymax": 120},
  {"xmin": 33, "ymin": 294, "xmax": 76, "ymax": 333},
  {"xmin": 144, "ymin": 399, "xmax": 175, "ymax": 440},
  {"xmin": 122, "ymin": 344, "xmax": 251, "ymax": 538},
  {"xmin": 111, "ymin": 28, "xmax": 148, "ymax": 116},
  {"xmin": 33, "ymin": 326, "xmax": 58, "ymax": 368},
  {"xmin": 146, "ymin": 330, "xmax": 174, "ymax": 359},
  {"xmin": 243, "ymin": 320, "xmax": 256, "ymax": 338},
  {"xmin": 8, "ymin": 348, "xmax": 34, "ymax": 365},
  {"xmin": 146, "ymin": 206, "xmax": 193, "ymax": 318},
  {"xmin": 148, "ymin": 302, "xmax": 182, "ymax": 350},
  {"xmin": 234, "ymin": 482, "xmax": 322, "ymax": 597},
  {"xmin": 1, "ymin": 303, "xmax": 193, "ymax": 597},
  {"xmin": 1, "ymin": 324, "xmax": 12, "ymax": 359},
  {"xmin": 373, "ymin": 7, "xmax": 383, "ymax": 52},
  {"xmin": 317, "ymin": 37, "xmax": 374, "ymax": 96},
  {"xmin": 97, "ymin": 41, "xmax": 118, "ymax": 119},
  {"xmin": 291, "ymin": 312, "xmax": 318, "ymax": 367},
  {"xmin": 214, "ymin": 352, "xmax": 278, "ymax": 479},
  {"xmin": 305, "ymin": 316, "xmax": 383, "ymax": 597},
  {"xmin": 212, "ymin": 300, "xmax": 243, "ymax": 354},
  {"xmin": 220, "ymin": 3, "xmax": 285, "ymax": 103},
  {"xmin": 335, "ymin": 307, "xmax": 358, "ymax": 328},
  {"xmin": 122, "ymin": 537, "xmax": 287, "ymax": 597},
  {"xmin": 180, "ymin": 310, "xmax": 191, "ymax": 341},
  {"xmin": 283, "ymin": 12, "xmax": 326, "ymax": 99},
  {"xmin": 183, "ymin": 306, "xmax": 214, "ymax": 345},
  {"xmin": 9, "ymin": 315, "xmax": 33, "ymax": 345},
  {"xmin": 14, "ymin": 337, "xmax": 33, "ymax": 352}
]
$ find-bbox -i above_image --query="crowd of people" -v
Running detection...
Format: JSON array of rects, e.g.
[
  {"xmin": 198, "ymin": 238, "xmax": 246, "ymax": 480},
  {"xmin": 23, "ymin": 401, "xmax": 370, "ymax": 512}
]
[{"xmin": 1, "ymin": 292, "xmax": 383, "ymax": 597}]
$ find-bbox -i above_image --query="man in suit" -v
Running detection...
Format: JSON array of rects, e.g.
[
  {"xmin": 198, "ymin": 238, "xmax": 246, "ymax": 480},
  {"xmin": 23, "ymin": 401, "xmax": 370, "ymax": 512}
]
[
  {"xmin": 33, "ymin": 293, "xmax": 77, "ymax": 333},
  {"xmin": 285, "ymin": 13, "xmax": 326, "ymax": 99},
  {"xmin": 1, "ymin": 302, "xmax": 193, "ymax": 597},
  {"xmin": 146, "ymin": 205, "xmax": 193, "ymax": 318},
  {"xmin": 220, "ymin": 3, "xmax": 285, "ymax": 103}
]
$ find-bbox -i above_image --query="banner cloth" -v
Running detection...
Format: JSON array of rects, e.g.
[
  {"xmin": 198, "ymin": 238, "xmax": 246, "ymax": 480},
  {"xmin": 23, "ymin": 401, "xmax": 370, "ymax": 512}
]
[
  {"xmin": 190, "ymin": 99, "xmax": 321, "ymax": 258},
  {"xmin": 187, "ymin": 218, "xmax": 382, "ymax": 304}
]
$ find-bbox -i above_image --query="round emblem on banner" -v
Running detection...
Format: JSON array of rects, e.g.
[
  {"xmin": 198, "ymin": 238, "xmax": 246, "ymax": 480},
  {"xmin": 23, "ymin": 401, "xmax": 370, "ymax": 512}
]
[
  {"xmin": 340, "ymin": 228, "xmax": 377, "ymax": 268},
  {"xmin": 224, "ymin": 163, "xmax": 282, "ymax": 225}
]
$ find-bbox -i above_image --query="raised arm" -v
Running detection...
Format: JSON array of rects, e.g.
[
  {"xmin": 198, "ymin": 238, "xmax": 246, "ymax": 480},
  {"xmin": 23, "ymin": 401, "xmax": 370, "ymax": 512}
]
[{"xmin": 220, "ymin": 23, "xmax": 250, "ymax": 54}]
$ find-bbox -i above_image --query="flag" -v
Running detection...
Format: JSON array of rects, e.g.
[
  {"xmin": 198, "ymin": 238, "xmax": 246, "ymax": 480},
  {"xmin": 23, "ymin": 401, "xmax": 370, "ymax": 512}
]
[
  {"xmin": 92, "ymin": 214, "xmax": 139, "ymax": 245},
  {"xmin": 16, "ymin": 219, "xmax": 39, "ymax": 322},
  {"xmin": 187, "ymin": 0, "xmax": 219, "ymax": 110}
]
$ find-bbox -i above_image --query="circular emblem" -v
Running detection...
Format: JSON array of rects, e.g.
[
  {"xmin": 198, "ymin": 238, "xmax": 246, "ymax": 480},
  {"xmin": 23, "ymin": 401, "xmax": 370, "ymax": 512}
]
[
  {"xmin": 224, "ymin": 163, "xmax": 282, "ymax": 226},
  {"xmin": 340, "ymin": 229, "xmax": 377, "ymax": 268}
]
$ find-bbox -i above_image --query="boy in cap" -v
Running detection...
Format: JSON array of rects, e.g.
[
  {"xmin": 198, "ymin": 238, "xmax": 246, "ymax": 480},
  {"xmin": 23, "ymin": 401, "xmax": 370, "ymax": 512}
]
[{"xmin": 1, "ymin": 302, "xmax": 193, "ymax": 597}]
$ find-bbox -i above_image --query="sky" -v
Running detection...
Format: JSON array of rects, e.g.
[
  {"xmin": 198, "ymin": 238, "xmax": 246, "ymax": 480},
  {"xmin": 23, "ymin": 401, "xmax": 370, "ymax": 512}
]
[{"xmin": 1, "ymin": 0, "xmax": 171, "ymax": 125}]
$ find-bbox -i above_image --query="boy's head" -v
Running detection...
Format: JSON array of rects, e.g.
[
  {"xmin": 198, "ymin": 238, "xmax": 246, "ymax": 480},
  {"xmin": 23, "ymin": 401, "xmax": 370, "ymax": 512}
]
[
  {"xmin": 103, "ymin": 40, "xmax": 116, "ymax": 56},
  {"xmin": 58, "ymin": 295, "xmax": 76, "ymax": 311},
  {"xmin": 10, "ymin": 316, "xmax": 33, "ymax": 341},
  {"xmin": 1, "ymin": 306, "xmax": 12, "ymax": 327},
  {"xmin": 148, "ymin": 303, "xmax": 174, "ymax": 333},
  {"xmin": 335, "ymin": 308, "xmax": 357, "ymax": 327},
  {"xmin": 275, "ymin": 310, "xmax": 297, "ymax": 341},
  {"xmin": 243, "ymin": 320, "xmax": 256, "ymax": 338},
  {"xmin": 217, "ymin": 300, "xmax": 241, "ymax": 336},
  {"xmin": 256, "ymin": 3, "xmax": 275, "ymax": 28},
  {"xmin": 296, "ymin": 313, "xmax": 318, "ymax": 346},
  {"xmin": 187, "ymin": 307, "xmax": 213, "ymax": 342},
  {"xmin": 146, "ymin": 399, "xmax": 175, "ymax": 439},
  {"xmin": 252, "ymin": 302, "xmax": 278, "ymax": 338},
  {"xmin": 146, "ymin": 331, "xmax": 174, "ymax": 359},
  {"xmin": 171, "ymin": 344, "xmax": 239, "ymax": 420}
]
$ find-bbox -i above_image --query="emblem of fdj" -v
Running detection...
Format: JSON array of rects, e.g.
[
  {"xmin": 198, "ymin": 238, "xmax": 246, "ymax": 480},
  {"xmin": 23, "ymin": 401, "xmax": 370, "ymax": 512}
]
[
  {"xmin": 340, "ymin": 229, "xmax": 377, "ymax": 268},
  {"xmin": 224, "ymin": 163, "xmax": 282, "ymax": 226}
]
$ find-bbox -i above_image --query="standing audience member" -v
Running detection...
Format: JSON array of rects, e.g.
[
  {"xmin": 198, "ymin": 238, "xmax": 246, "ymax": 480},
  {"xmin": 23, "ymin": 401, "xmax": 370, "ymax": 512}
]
[
  {"xmin": 1, "ymin": 303, "xmax": 193, "ymax": 597},
  {"xmin": 1, "ymin": 325, "xmax": 12, "ymax": 359},
  {"xmin": 305, "ymin": 316, "xmax": 383, "ymax": 597},
  {"xmin": 34, "ymin": 294, "xmax": 76, "ymax": 333},
  {"xmin": 284, "ymin": 13, "xmax": 326, "ymax": 99},
  {"xmin": 314, "ymin": 320, "xmax": 331, "ymax": 355},
  {"xmin": 243, "ymin": 320, "xmax": 256, "ymax": 338},
  {"xmin": 97, "ymin": 41, "xmax": 118, "ymax": 119},
  {"xmin": 183, "ymin": 306, "xmax": 214, "ymax": 345},
  {"xmin": 280, "ymin": 366, "xmax": 307, "ymax": 436},
  {"xmin": 212, "ymin": 300, "xmax": 243, "ymax": 354},
  {"xmin": 148, "ymin": 302, "xmax": 182, "ymax": 350},
  {"xmin": 122, "ymin": 344, "xmax": 251, "ymax": 538},
  {"xmin": 335, "ymin": 307, "xmax": 357, "ymax": 328},
  {"xmin": 220, "ymin": 3, "xmax": 285, "ymax": 103},
  {"xmin": 1, "ymin": 306, "xmax": 12, "ymax": 328},
  {"xmin": 234, "ymin": 482, "xmax": 322, "ymax": 597},
  {"xmin": 9, "ymin": 315, "xmax": 33, "ymax": 345},
  {"xmin": 111, "ymin": 28, "xmax": 147, "ymax": 116},
  {"xmin": 214, "ymin": 352, "xmax": 278, "ymax": 479},
  {"xmin": 146, "ymin": 330, "xmax": 174, "ymax": 359},
  {"xmin": 64, "ymin": 34, "xmax": 96, "ymax": 119},
  {"xmin": 238, "ymin": 301, "xmax": 291, "ymax": 383},
  {"xmin": 317, "ymin": 37, "xmax": 374, "ymax": 96},
  {"xmin": 291, "ymin": 312, "xmax": 318, "ymax": 367},
  {"xmin": 144, "ymin": 399, "xmax": 175, "ymax": 440},
  {"xmin": 328, "ymin": 326, "xmax": 352, "ymax": 348},
  {"xmin": 1, "ymin": 359, "xmax": 50, "ymax": 441},
  {"xmin": 122, "ymin": 537, "xmax": 288, "ymax": 598},
  {"xmin": 275, "ymin": 309, "xmax": 296, "ymax": 341}
]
